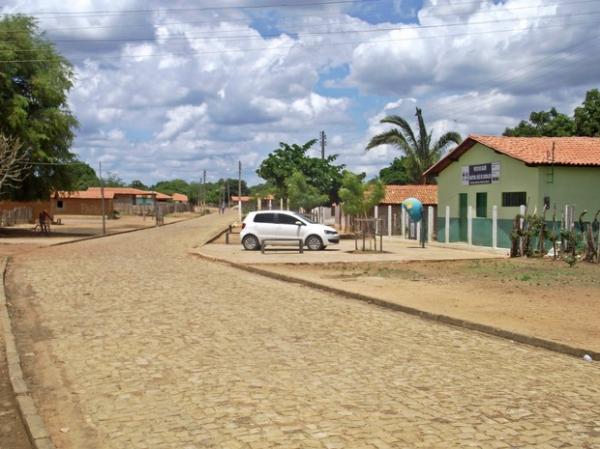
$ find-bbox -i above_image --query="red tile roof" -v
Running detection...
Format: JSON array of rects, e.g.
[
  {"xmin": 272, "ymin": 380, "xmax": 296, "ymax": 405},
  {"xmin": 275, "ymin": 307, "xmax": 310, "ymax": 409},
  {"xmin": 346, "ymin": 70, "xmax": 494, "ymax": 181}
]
[
  {"xmin": 381, "ymin": 185, "xmax": 438, "ymax": 205},
  {"xmin": 171, "ymin": 193, "xmax": 188, "ymax": 203},
  {"xmin": 425, "ymin": 135, "xmax": 600, "ymax": 176}
]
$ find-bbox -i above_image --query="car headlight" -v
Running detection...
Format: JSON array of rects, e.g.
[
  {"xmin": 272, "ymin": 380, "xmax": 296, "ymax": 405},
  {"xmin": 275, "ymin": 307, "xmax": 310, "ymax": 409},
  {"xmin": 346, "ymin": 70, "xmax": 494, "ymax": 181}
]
[{"xmin": 325, "ymin": 230, "xmax": 338, "ymax": 235}]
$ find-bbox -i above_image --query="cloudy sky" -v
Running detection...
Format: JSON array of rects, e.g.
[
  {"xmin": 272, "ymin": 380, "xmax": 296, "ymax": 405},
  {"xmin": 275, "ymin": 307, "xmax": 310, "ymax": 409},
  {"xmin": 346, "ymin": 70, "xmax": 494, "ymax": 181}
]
[{"xmin": 2, "ymin": 0, "xmax": 599, "ymax": 185}]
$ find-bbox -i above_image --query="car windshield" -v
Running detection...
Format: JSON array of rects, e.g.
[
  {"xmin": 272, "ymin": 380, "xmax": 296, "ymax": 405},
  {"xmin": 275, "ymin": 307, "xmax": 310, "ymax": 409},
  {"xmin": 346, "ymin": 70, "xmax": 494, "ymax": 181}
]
[{"xmin": 295, "ymin": 214, "xmax": 315, "ymax": 224}]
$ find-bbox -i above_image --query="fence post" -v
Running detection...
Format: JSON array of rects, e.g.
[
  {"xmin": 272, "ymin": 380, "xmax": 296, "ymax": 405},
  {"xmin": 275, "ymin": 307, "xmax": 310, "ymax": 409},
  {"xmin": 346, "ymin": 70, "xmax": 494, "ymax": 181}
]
[
  {"xmin": 286, "ymin": 198, "xmax": 290, "ymax": 211},
  {"xmin": 387, "ymin": 205, "xmax": 392, "ymax": 237},
  {"xmin": 468, "ymin": 205, "xmax": 473, "ymax": 245},
  {"xmin": 445, "ymin": 205, "xmax": 450, "ymax": 244},
  {"xmin": 401, "ymin": 208, "xmax": 407, "ymax": 239},
  {"xmin": 427, "ymin": 206, "xmax": 434, "ymax": 242},
  {"xmin": 268, "ymin": 198, "xmax": 272, "ymax": 210},
  {"xmin": 492, "ymin": 205, "xmax": 498, "ymax": 248},
  {"xmin": 374, "ymin": 205, "xmax": 379, "ymax": 234},
  {"xmin": 280, "ymin": 198, "xmax": 283, "ymax": 210},
  {"xmin": 416, "ymin": 221, "xmax": 421, "ymax": 243}
]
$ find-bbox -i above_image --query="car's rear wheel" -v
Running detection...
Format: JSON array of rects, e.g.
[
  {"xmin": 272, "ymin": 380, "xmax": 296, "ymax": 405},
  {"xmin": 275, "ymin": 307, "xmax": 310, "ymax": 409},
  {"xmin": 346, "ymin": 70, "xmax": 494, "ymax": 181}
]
[
  {"xmin": 305, "ymin": 235, "xmax": 323, "ymax": 251},
  {"xmin": 242, "ymin": 234, "xmax": 260, "ymax": 251}
]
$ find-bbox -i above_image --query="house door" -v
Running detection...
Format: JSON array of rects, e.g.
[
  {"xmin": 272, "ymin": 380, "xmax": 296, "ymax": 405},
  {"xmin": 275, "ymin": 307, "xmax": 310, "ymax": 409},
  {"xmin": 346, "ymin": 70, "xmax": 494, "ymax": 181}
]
[{"xmin": 459, "ymin": 193, "xmax": 468, "ymax": 242}]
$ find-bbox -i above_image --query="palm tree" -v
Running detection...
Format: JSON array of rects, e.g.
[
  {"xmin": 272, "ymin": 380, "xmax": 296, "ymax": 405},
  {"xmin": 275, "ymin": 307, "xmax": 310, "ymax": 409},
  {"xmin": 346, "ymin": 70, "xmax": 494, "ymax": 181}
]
[{"xmin": 366, "ymin": 107, "xmax": 461, "ymax": 184}]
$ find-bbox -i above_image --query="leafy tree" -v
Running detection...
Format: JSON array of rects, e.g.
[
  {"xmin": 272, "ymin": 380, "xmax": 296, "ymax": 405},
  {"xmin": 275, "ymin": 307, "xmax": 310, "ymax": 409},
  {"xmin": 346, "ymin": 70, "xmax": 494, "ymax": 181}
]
[
  {"xmin": 574, "ymin": 88, "xmax": 600, "ymax": 136},
  {"xmin": 286, "ymin": 171, "xmax": 328, "ymax": 211},
  {"xmin": 503, "ymin": 107, "xmax": 574, "ymax": 137},
  {"xmin": 151, "ymin": 179, "xmax": 190, "ymax": 195},
  {"xmin": 379, "ymin": 157, "xmax": 410, "ymax": 185},
  {"xmin": 366, "ymin": 107, "xmax": 461, "ymax": 184},
  {"xmin": 0, "ymin": 15, "xmax": 78, "ymax": 199},
  {"xmin": 129, "ymin": 179, "xmax": 148, "ymax": 190},
  {"xmin": 103, "ymin": 173, "xmax": 125, "ymax": 187},
  {"xmin": 338, "ymin": 171, "xmax": 385, "ymax": 218},
  {"xmin": 68, "ymin": 161, "xmax": 99, "ymax": 190},
  {"xmin": 256, "ymin": 139, "xmax": 344, "ymax": 202}
]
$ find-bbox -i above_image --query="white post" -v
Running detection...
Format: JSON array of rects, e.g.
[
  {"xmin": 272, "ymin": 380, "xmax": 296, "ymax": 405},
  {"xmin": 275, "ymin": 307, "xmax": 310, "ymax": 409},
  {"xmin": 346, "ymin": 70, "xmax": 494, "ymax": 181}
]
[
  {"xmin": 492, "ymin": 205, "xmax": 498, "ymax": 249},
  {"xmin": 280, "ymin": 198, "xmax": 283, "ymax": 210},
  {"xmin": 416, "ymin": 221, "xmax": 421, "ymax": 242},
  {"xmin": 427, "ymin": 206, "xmax": 434, "ymax": 243},
  {"xmin": 336, "ymin": 204, "xmax": 341, "ymax": 229},
  {"xmin": 257, "ymin": 198, "xmax": 262, "ymax": 210},
  {"xmin": 374, "ymin": 205, "xmax": 379, "ymax": 234},
  {"xmin": 445, "ymin": 205, "xmax": 450, "ymax": 244},
  {"xmin": 467, "ymin": 205, "xmax": 473, "ymax": 246},
  {"xmin": 268, "ymin": 199, "xmax": 272, "ymax": 210},
  {"xmin": 387, "ymin": 205, "xmax": 392, "ymax": 237},
  {"xmin": 286, "ymin": 198, "xmax": 290, "ymax": 211},
  {"xmin": 401, "ymin": 208, "xmax": 407, "ymax": 239}
]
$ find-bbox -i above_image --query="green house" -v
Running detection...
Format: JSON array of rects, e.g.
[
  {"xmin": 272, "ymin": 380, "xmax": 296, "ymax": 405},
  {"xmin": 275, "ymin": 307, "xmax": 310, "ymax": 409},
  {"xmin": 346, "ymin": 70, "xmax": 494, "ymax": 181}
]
[{"xmin": 424, "ymin": 135, "xmax": 600, "ymax": 248}]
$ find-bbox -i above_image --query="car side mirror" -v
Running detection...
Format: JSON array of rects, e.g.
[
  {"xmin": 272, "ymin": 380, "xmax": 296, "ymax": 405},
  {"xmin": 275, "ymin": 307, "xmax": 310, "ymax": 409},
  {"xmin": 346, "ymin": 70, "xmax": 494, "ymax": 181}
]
[{"xmin": 294, "ymin": 221, "xmax": 303, "ymax": 226}]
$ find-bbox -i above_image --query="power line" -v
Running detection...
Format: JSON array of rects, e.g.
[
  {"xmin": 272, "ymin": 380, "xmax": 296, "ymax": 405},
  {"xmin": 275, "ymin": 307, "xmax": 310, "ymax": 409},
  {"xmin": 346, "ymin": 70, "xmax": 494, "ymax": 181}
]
[
  {"xmin": 1, "ymin": 0, "xmax": 381, "ymax": 18},
  {"xmin": 0, "ymin": 0, "xmax": 594, "ymax": 34},
  {"xmin": 25, "ymin": 11, "xmax": 598, "ymax": 45},
  {"xmin": 1, "ymin": 19, "xmax": 597, "ymax": 63}
]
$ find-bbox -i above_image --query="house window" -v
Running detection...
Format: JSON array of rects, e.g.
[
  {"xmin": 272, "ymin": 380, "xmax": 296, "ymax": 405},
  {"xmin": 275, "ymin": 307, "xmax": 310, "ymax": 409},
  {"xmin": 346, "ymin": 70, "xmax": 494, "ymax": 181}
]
[
  {"xmin": 476, "ymin": 192, "xmax": 487, "ymax": 218},
  {"xmin": 56, "ymin": 200, "xmax": 64, "ymax": 209},
  {"xmin": 502, "ymin": 191, "xmax": 527, "ymax": 207}
]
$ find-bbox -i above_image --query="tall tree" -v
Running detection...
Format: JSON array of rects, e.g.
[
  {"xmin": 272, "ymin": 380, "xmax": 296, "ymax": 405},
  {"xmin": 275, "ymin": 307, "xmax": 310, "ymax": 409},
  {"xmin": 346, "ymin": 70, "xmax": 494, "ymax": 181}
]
[
  {"xmin": 503, "ymin": 107, "xmax": 574, "ymax": 137},
  {"xmin": 68, "ymin": 161, "xmax": 99, "ymax": 190},
  {"xmin": 256, "ymin": 139, "xmax": 345, "ymax": 202},
  {"xmin": 366, "ymin": 108, "xmax": 461, "ymax": 184},
  {"xmin": 0, "ymin": 15, "xmax": 78, "ymax": 199},
  {"xmin": 286, "ymin": 171, "xmax": 328, "ymax": 211},
  {"xmin": 378, "ymin": 157, "xmax": 410, "ymax": 185},
  {"xmin": 129, "ymin": 179, "xmax": 148, "ymax": 190},
  {"xmin": 574, "ymin": 88, "xmax": 600, "ymax": 137}
]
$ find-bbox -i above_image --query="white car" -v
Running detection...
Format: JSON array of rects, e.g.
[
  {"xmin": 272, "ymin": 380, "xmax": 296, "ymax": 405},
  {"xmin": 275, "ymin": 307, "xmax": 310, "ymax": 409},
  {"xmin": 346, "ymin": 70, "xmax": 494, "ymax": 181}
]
[{"xmin": 240, "ymin": 210, "xmax": 339, "ymax": 251}]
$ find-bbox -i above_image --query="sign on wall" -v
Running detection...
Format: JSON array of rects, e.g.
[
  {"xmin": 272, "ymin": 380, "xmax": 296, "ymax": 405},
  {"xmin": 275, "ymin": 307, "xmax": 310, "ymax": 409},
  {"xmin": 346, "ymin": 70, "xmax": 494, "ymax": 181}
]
[{"xmin": 461, "ymin": 162, "xmax": 500, "ymax": 185}]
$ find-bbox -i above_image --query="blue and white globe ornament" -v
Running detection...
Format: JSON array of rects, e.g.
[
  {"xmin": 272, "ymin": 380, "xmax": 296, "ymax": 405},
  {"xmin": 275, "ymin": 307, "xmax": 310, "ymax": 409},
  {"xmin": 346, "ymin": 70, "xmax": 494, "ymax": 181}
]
[{"xmin": 402, "ymin": 197, "xmax": 423, "ymax": 222}]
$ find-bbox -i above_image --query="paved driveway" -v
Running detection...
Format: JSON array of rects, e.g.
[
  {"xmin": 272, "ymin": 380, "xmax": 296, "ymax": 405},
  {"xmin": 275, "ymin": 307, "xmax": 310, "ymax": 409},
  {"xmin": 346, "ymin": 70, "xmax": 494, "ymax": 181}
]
[{"xmin": 7, "ymin": 212, "xmax": 600, "ymax": 449}]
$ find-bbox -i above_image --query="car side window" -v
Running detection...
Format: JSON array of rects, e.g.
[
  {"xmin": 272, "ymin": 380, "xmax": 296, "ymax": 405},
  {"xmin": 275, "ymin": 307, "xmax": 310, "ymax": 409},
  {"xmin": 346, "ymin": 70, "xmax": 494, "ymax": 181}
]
[
  {"xmin": 253, "ymin": 213, "xmax": 276, "ymax": 223},
  {"xmin": 277, "ymin": 213, "xmax": 299, "ymax": 225}
]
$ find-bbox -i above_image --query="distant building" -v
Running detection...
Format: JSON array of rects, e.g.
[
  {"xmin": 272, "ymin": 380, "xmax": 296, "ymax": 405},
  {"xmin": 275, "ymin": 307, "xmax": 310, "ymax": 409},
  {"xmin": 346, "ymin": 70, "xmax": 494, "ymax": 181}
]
[
  {"xmin": 424, "ymin": 135, "xmax": 600, "ymax": 247},
  {"xmin": 53, "ymin": 188, "xmax": 156, "ymax": 215}
]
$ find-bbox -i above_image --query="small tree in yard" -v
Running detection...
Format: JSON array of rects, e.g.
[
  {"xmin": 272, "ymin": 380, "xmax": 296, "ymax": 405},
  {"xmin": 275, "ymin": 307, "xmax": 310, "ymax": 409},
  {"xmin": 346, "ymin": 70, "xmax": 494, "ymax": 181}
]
[
  {"xmin": 338, "ymin": 172, "xmax": 385, "ymax": 218},
  {"xmin": 0, "ymin": 134, "xmax": 30, "ymax": 196},
  {"xmin": 286, "ymin": 171, "xmax": 328, "ymax": 211}
]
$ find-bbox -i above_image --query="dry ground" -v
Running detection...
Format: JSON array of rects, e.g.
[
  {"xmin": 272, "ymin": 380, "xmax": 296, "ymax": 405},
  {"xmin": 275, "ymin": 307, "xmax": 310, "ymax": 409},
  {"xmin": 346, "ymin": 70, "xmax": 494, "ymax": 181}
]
[{"xmin": 266, "ymin": 257, "xmax": 600, "ymax": 352}]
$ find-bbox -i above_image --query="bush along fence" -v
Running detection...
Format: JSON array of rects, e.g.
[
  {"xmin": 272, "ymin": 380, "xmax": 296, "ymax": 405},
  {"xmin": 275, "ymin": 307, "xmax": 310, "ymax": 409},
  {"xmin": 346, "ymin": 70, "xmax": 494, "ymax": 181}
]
[{"xmin": 510, "ymin": 205, "xmax": 600, "ymax": 265}]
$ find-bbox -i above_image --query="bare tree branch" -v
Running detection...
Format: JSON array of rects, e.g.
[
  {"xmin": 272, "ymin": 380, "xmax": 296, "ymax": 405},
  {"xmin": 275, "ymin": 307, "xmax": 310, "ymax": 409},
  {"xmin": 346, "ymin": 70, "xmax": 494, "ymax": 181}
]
[{"xmin": 0, "ymin": 134, "xmax": 31, "ymax": 196}]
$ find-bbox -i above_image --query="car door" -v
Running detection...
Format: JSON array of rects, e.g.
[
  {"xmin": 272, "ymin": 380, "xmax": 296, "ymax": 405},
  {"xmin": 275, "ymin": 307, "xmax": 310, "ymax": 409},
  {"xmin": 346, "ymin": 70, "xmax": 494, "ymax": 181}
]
[
  {"xmin": 276, "ymin": 213, "xmax": 303, "ymax": 240},
  {"xmin": 252, "ymin": 212, "xmax": 278, "ymax": 240}
]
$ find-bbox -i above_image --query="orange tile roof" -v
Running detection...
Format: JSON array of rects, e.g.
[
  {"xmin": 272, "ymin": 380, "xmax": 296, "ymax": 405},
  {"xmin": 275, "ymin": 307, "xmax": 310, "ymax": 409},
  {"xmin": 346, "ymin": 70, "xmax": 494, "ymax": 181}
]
[
  {"xmin": 171, "ymin": 193, "xmax": 188, "ymax": 203},
  {"xmin": 150, "ymin": 191, "xmax": 172, "ymax": 201},
  {"xmin": 425, "ymin": 135, "xmax": 600, "ymax": 176},
  {"xmin": 55, "ymin": 187, "xmax": 157, "ymax": 200},
  {"xmin": 381, "ymin": 185, "xmax": 438, "ymax": 205}
]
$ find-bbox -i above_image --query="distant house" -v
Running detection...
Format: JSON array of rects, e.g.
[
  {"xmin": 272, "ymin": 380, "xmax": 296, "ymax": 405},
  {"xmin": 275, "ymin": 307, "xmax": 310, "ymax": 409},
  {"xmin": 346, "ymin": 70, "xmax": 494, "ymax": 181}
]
[
  {"xmin": 376, "ymin": 185, "xmax": 438, "ymax": 236},
  {"xmin": 231, "ymin": 194, "xmax": 275, "ymax": 210},
  {"xmin": 423, "ymin": 135, "xmax": 600, "ymax": 247},
  {"xmin": 53, "ymin": 187, "xmax": 156, "ymax": 215}
]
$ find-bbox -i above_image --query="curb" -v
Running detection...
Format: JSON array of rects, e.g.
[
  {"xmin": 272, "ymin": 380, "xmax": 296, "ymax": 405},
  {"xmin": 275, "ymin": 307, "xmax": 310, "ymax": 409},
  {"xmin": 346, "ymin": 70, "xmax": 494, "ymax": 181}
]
[
  {"xmin": 1, "ymin": 257, "xmax": 56, "ymax": 449},
  {"xmin": 192, "ymin": 249, "xmax": 599, "ymax": 362}
]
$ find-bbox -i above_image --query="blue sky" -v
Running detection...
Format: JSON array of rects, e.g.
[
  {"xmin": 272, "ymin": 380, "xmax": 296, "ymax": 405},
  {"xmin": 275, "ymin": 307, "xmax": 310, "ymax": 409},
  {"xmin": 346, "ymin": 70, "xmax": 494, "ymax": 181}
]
[{"xmin": 2, "ymin": 0, "xmax": 599, "ymax": 185}]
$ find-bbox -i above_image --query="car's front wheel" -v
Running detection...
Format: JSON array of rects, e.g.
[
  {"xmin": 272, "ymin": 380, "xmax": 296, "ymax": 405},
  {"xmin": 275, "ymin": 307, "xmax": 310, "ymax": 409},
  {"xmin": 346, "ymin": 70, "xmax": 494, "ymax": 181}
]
[
  {"xmin": 305, "ymin": 235, "xmax": 324, "ymax": 251},
  {"xmin": 242, "ymin": 234, "xmax": 260, "ymax": 251}
]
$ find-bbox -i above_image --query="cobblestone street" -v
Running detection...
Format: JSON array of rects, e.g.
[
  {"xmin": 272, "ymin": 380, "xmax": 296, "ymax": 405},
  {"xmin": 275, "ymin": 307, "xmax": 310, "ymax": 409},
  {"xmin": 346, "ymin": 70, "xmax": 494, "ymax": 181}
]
[{"xmin": 7, "ymin": 213, "xmax": 600, "ymax": 449}]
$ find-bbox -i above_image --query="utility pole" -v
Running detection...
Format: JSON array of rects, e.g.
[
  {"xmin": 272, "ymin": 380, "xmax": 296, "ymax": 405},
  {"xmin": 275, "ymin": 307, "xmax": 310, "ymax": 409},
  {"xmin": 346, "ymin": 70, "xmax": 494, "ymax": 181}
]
[
  {"xmin": 202, "ymin": 169, "xmax": 207, "ymax": 209},
  {"xmin": 227, "ymin": 178, "xmax": 230, "ymax": 208},
  {"xmin": 99, "ymin": 161, "xmax": 106, "ymax": 235},
  {"xmin": 238, "ymin": 160, "xmax": 242, "ymax": 222},
  {"xmin": 320, "ymin": 130, "xmax": 327, "ymax": 160}
]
